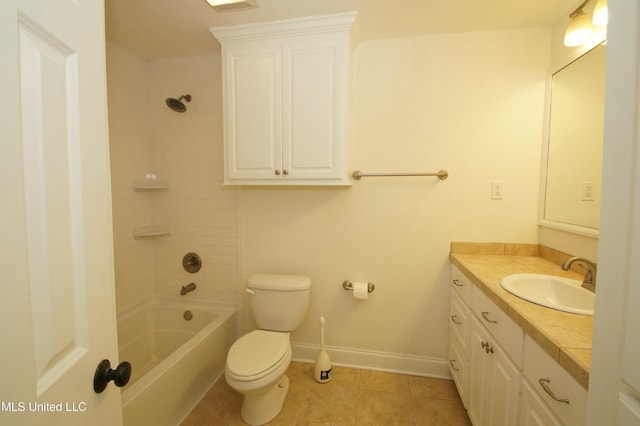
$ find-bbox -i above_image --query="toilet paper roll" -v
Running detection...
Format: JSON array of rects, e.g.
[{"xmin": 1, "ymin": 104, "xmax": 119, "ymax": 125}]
[{"xmin": 353, "ymin": 282, "xmax": 369, "ymax": 300}]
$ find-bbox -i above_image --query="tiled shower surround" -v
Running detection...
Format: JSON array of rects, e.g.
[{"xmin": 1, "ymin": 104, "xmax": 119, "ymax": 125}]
[{"xmin": 107, "ymin": 43, "xmax": 240, "ymax": 313}]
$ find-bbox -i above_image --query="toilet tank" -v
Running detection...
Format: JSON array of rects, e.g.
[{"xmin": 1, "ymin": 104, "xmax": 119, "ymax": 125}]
[{"xmin": 247, "ymin": 274, "xmax": 311, "ymax": 331}]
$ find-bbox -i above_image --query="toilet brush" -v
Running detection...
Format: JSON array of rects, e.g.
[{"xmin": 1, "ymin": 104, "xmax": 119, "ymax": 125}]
[{"xmin": 314, "ymin": 316, "xmax": 332, "ymax": 383}]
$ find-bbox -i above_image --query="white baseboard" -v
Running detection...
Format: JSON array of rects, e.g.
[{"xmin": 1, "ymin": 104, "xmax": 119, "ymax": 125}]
[{"xmin": 291, "ymin": 342, "xmax": 452, "ymax": 380}]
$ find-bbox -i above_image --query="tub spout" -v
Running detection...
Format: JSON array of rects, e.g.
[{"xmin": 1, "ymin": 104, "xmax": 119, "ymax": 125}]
[{"xmin": 180, "ymin": 282, "xmax": 197, "ymax": 295}]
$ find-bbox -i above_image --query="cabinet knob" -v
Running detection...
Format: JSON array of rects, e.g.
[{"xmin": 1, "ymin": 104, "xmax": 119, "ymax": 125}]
[
  {"xmin": 283, "ymin": 169, "xmax": 289, "ymax": 175},
  {"xmin": 275, "ymin": 170, "xmax": 281, "ymax": 175}
]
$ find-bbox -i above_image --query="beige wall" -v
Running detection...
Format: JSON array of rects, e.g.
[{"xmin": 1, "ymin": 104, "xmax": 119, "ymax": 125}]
[{"xmin": 240, "ymin": 28, "xmax": 550, "ymax": 368}]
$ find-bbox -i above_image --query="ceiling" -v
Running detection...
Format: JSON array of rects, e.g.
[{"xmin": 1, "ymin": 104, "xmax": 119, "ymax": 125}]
[{"xmin": 105, "ymin": 0, "xmax": 579, "ymax": 61}]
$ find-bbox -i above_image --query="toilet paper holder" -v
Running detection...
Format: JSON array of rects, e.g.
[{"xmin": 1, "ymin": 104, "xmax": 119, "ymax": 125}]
[{"xmin": 342, "ymin": 280, "xmax": 375, "ymax": 293}]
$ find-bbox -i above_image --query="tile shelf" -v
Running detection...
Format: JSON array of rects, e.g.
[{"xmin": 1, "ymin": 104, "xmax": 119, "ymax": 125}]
[
  {"xmin": 133, "ymin": 226, "xmax": 170, "ymax": 240},
  {"xmin": 132, "ymin": 177, "xmax": 169, "ymax": 239},
  {"xmin": 132, "ymin": 180, "xmax": 169, "ymax": 190}
]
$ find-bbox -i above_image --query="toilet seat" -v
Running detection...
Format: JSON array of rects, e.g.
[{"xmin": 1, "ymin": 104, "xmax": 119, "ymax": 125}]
[{"xmin": 226, "ymin": 330, "xmax": 290, "ymax": 382}]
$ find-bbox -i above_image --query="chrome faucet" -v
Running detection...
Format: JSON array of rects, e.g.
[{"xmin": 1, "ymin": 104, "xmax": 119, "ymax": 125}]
[
  {"xmin": 561, "ymin": 257, "xmax": 597, "ymax": 292},
  {"xmin": 180, "ymin": 282, "xmax": 197, "ymax": 295}
]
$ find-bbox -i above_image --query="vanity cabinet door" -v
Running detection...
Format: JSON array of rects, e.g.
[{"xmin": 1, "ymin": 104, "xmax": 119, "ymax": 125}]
[
  {"xmin": 468, "ymin": 315, "xmax": 521, "ymax": 426},
  {"xmin": 468, "ymin": 315, "xmax": 493, "ymax": 426},
  {"xmin": 449, "ymin": 288, "xmax": 470, "ymax": 355},
  {"xmin": 519, "ymin": 378, "xmax": 563, "ymax": 426},
  {"xmin": 448, "ymin": 330, "xmax": 469, "ymax": 408},
  {"xmin": 523, "ymin": 335, "xmax": 587, "ymax": 425}
]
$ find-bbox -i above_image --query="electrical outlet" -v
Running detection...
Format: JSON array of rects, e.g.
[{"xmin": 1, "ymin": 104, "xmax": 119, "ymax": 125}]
[
  {"xmin": 582, "ymin": 182, "xmax": 595, "ymax": 201},
  {"xmin": 491, "ymin": 181, "xmax": 504, "ymax": 200}
]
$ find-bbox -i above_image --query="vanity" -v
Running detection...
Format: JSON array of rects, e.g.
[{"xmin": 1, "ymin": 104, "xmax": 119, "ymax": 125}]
[{"xmin": 448, "ymin": 242, "xmax": 592, "ymax": 425}]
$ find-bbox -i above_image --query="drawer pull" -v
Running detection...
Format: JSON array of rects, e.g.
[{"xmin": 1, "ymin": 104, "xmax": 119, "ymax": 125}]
[
  {"xmin": 538, "ymin": 378, "xmax": 570, "ymax": 404},
  {"xmin": 481, "ymin": 311, "xmax": 498, "ymax": 324},
  {"xmin": 451, "ymin": 315, "xmax": 462, "ymax": 325},
  {"xmin": 449, "ymin": 359, "xmax": 461, "ymax": 372},
  {"xmin": 452, "ymin": 279, "xmax": 464, "ymax": 287}
]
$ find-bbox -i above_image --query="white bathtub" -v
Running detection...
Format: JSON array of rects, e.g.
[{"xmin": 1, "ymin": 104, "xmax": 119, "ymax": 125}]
[{"xmin": 117, "ymin": 297, "xmax": 236, "ymax": 425}]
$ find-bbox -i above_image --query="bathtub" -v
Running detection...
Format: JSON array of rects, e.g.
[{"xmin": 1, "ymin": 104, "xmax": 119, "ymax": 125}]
[{"xmin": 117, "ymin": 297, "xmax": 236, "ymax": 425}]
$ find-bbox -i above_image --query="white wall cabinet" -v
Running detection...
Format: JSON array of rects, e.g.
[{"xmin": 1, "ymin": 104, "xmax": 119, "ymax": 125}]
[{"xmin": 211, "ymin": 13, "xmax": 356, "ymax": 186}]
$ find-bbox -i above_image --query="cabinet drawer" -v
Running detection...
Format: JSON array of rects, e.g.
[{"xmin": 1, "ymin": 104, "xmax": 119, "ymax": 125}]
[
  {"xmin": 519, "ymin": 378, "xmax": 563, "ymax": 426},
  {"xmin": 451, "ymin": 265, "xmax": 472, "ymax": 306},
  {"xmin": 448, "ymin": 336, "xmax": 469, "ymax": 408},
  {"xmin": 449, "ymin": 289, "xmax": 470, "ymax": 357},
  {"xmin": 472, "ymin": 286, "xmax": 524, "ymax": 368},
  {"xmin": 523, "ymin": 335, "xmax": 587, "ymax": 426}
]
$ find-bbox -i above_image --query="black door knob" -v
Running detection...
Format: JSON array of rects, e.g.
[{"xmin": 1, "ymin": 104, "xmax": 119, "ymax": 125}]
[{"xmin": 93, "ymin": 359, "xmax": 132, "ymax": 393}]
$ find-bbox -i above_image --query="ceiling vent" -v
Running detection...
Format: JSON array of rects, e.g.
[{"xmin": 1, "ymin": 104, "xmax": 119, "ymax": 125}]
[{"xmin": 206, "ymin": 0, "xmax": 258, "ymax": 12}]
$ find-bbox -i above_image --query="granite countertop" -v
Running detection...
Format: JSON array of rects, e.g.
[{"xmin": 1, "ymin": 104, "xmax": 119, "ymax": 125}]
[{"xmin": 449, "ymin": 242, "xmax": 593, "ymax": 390}]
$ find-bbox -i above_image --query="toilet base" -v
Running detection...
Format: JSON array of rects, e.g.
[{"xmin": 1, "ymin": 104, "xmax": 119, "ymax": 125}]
[{"xmin": 241, "ymin": 374, "xmax": 290, "ymax": 426}]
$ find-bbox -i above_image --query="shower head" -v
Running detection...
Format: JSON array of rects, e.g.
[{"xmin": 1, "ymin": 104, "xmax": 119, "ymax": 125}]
[{"xmin": 165, "ymin": 94, "xmax": 192, "ymax": 113}]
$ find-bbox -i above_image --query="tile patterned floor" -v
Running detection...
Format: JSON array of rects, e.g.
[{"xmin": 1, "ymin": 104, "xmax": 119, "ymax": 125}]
[{"xmin": 181, "ymin": 362, "xmax": 471, "ymax": 425}]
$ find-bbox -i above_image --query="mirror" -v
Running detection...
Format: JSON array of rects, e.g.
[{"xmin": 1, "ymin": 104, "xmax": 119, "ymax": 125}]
[{"xmin": 540, "ymin": 42, "xmax": 606, "ymax": 236}]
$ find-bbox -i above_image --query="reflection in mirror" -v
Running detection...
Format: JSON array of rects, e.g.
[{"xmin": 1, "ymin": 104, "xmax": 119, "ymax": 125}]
[{"xmin": 542, "ymin": 43, "xmax": 606, "ymax": 234}]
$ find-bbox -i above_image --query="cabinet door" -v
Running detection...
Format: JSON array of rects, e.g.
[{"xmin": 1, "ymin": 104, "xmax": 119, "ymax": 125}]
[
  {"xmin": 223, "ymin": 43, "xmax": 282, "ymax": 182},
  {"xmin": 468, "ymin": 316, "xmax": 493, "ymax": 426},
  {"xmin": 488, "ymin": 338, "xmax": 521, "ymax": 426},
  {"xmin": 469, "ymin": 315, "xmax": 522, "ymax": 426},
  {"xmin": 520, "ymin": 379, "xmax": 563, "ymax": 426},
  {"xmin": 449, "ymin": 334, "xmax": 469, "ymax": 409},
  {"xmin": 282, "ymin": 34, "xmax": 348, "ymax": 182}
]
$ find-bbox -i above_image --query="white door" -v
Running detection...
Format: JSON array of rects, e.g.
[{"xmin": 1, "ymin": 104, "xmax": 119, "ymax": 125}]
[{"xmin": 0, "ymin": 0, "xmax": 122, "ymax": 425}]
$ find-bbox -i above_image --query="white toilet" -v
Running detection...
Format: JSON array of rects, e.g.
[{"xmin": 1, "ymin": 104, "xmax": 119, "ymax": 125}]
[{"xmin": 225, "ymin": 273, "xmax": 311, "ymax": 425}]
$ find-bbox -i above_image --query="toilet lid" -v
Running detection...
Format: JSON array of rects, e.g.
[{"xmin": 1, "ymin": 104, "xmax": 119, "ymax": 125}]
[{"xmin": 227, "ymin": 330, "xmax": 289, "ymax": 381}]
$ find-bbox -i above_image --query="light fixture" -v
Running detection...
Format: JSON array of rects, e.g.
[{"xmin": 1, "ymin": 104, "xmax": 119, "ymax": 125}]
[
  {"xmin": 564, "ymin": 0, "xmax": 594, "ymax": 47},
  {"xmin": 206, "ymin": 0, "xmax": 258, "ymax": 12},
  {"xmin": 592, "ymin": 0, "xmax": 608, "ymax": 26}
]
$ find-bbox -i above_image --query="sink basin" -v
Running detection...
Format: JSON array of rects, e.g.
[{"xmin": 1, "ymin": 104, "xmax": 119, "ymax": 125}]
[{"xmin": 499, "ymin": 274, "xmax": 595, "ymax": 315}]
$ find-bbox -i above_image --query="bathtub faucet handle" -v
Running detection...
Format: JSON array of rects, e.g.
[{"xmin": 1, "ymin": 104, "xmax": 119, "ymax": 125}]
[{"xmin": 180, "ymin": 282, "xmax": 197, "ymax": 295}]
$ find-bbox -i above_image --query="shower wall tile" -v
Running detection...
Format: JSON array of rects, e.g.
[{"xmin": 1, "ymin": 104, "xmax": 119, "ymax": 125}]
[
  {"xmin": 106, "ymin": 42, "xmax": 155, "ymax": 313},
  {"xmin": 148, "ymin": 55, "xmax": 240, "ymax": 307},
  {"xmin": 107, "ymin": 45, "xmax": 241, "ymax": 320}
]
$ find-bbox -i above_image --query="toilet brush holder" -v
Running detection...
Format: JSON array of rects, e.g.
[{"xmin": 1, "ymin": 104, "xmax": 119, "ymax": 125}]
[{"xmin": 314, "ymin": 316, "xmax": 332, "ymax": 383}]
